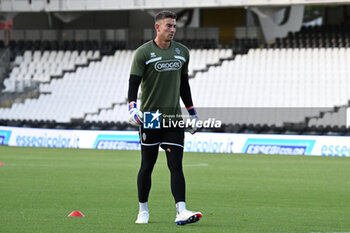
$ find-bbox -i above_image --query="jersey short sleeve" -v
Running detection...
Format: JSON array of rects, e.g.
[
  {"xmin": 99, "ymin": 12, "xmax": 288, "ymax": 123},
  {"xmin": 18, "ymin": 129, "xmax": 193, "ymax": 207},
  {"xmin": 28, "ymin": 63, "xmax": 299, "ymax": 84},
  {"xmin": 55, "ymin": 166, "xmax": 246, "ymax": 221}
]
[{"xmin": 130, "ymin": 48, "xmax": 145, "ymax": 77}]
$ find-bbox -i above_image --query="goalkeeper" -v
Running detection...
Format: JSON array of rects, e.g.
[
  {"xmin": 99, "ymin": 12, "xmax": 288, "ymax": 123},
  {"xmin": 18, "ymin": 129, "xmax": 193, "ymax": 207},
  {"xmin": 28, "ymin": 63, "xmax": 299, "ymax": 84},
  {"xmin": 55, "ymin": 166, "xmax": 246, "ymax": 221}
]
[{"xmin": 127, "ymin": 11, "xmax": 202, "ymax": 225}]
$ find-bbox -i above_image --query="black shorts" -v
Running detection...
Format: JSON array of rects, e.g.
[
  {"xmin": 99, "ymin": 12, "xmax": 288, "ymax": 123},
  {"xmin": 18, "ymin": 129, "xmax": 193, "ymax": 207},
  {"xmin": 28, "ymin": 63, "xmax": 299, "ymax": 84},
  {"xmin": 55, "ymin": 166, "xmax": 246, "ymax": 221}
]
[{"xmin": 139, "ymin": 126, "xmax": 185, "ymax": 148}]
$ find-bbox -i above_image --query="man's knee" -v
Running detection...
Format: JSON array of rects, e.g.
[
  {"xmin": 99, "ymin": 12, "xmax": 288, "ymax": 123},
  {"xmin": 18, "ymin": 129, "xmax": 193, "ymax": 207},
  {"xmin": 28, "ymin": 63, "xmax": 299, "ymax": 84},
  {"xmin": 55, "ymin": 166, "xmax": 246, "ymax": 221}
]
[{"xmin": 164, "ymin": 145, "xmax": 184, "ymax": 172}]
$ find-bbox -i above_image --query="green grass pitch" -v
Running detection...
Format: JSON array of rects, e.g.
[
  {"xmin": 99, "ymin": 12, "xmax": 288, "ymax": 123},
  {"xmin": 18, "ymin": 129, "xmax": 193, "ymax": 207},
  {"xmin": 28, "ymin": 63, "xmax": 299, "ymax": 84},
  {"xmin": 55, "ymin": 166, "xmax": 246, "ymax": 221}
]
[{"xmin": 0, "ymin": 146, "xmax": 349, "ymax": 233}]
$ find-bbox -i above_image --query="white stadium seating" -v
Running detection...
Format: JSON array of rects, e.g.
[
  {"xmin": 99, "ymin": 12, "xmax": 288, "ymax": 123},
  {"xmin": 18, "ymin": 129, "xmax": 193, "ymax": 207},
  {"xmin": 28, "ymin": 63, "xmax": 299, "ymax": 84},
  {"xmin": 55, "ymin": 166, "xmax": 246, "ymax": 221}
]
[
  {"xmin": 1, "ymin": 47, "xmax": 349, "ymax": 127},
  {"xmin": 0, "ymin": 48, "xmax": 232, "ymax": 123},
  {"xmin": 191, "ymin": 47, "xmax": 350, "ymax": 108},
  {"xmin": 2, "ymin": 50, "xmax": 100, "ymax": 92}
]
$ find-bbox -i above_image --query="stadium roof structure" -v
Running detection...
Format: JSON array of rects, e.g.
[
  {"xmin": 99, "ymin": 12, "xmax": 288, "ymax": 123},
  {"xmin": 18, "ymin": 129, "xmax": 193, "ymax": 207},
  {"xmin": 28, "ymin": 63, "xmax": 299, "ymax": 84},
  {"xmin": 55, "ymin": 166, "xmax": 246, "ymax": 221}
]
[{"xmin": 0, "ymin": 0, "xmax": 350, "ymax": 12}]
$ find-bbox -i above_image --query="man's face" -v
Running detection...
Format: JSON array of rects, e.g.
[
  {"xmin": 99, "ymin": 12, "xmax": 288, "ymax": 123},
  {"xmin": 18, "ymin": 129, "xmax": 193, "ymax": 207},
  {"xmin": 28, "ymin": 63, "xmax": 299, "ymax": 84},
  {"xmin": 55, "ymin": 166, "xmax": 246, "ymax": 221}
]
[{"xmin": 156, "ymin": 18, "xmax": 176, "ymax": 42}]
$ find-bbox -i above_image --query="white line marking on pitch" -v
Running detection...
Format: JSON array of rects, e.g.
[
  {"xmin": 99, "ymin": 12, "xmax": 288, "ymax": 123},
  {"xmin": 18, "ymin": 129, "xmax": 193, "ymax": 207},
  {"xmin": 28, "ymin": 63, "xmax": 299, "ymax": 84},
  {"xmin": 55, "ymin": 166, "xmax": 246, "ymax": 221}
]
[{"xmin": 184, "ymin": 163, "xmax": 208, "ymax": 167}]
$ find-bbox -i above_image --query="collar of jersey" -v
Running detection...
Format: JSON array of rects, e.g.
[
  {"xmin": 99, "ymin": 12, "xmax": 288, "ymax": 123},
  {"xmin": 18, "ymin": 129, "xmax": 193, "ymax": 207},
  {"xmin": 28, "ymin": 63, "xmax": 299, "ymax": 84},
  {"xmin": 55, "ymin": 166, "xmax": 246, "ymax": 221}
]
[{"xmin": 153, "ymin": 39, "xmax": 173, "ymax": 50}]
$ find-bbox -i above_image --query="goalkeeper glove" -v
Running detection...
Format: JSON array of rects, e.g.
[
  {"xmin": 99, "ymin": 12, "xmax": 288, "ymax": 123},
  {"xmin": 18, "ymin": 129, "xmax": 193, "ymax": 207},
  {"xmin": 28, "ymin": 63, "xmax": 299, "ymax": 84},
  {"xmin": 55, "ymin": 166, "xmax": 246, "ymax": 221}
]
[
  {"xmin": 128, "ymin": 101, "xmax": 143, "ymax": 127},
  {"xmin": 187, "ymin": 106, "xmax": 199, "ymax": 134}
]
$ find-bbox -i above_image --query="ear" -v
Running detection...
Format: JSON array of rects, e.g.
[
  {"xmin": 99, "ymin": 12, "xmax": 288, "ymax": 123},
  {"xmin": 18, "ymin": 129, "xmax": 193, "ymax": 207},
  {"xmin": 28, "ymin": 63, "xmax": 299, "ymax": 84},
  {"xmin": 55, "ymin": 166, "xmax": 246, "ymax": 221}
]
[{"xmin": 155, "ymin": 22, "xmax": 160, "ymax": 32}]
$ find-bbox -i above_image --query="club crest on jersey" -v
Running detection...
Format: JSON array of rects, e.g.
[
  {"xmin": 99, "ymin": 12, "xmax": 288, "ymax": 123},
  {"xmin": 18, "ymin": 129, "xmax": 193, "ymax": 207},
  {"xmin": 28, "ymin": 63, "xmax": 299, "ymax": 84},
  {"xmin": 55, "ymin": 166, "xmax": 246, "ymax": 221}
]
[
  {"xmin": 175, "ymin": 48, "xmax": 180, "ymax": 54},
  {"xmin": 150, "ymin": 52, "xmax": 156, "ymax": 58},
  {"xmin": 155, "ymin": 59, "xmax": 182, "ymax": 72}
]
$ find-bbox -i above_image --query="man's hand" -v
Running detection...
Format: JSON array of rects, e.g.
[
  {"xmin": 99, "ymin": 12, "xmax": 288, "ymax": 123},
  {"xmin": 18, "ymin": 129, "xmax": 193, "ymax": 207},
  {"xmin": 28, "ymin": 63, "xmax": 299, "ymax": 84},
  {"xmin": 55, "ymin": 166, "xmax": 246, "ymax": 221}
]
[
  {"xmin": 187, "ymin": 106, "xmax": 199, "ymax": 134},
  {"xmin": 128, "ymin": 101, "xmax": 143, "ymax": 127}
]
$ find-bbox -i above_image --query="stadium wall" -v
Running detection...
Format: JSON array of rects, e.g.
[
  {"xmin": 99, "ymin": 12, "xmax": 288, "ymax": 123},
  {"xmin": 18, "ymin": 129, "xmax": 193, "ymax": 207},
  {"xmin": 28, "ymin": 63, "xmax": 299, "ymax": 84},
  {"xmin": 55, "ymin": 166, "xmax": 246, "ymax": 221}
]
[
  {"xmin": 1, "ymin": 126, "xmax": 350, "ymax": 157},
  {"xmin": 1, "ymin": 0, "xmax": 350, "ymax": 12}
]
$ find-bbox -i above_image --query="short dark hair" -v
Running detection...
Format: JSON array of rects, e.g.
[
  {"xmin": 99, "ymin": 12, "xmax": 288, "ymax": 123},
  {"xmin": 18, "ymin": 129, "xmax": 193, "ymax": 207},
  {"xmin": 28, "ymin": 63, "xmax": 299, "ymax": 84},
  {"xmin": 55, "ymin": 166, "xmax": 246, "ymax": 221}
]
[{"xmin": 155, "ymin": 11, "xmax": 177, "ymax": 22}]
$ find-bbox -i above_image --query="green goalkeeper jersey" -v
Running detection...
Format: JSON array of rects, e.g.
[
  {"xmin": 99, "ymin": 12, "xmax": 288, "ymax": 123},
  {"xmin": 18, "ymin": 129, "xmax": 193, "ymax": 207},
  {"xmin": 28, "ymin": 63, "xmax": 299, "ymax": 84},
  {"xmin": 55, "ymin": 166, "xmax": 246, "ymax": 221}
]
[{"xmin": 130, "ymin": 40, "xmax": 190, "ymax": 117}]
